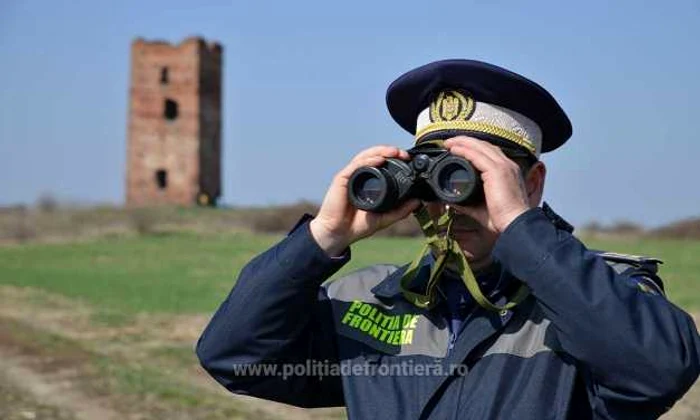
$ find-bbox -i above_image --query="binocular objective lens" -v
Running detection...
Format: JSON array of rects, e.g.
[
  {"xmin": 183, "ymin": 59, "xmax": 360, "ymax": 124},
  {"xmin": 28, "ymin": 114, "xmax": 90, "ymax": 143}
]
[
  {"xmin": 353, "ymin": 174, "xmax": 383, "ymax": 205},
  {"xmin": 438, "ymin": 163, "xmax": 473, "ymax": 197}
]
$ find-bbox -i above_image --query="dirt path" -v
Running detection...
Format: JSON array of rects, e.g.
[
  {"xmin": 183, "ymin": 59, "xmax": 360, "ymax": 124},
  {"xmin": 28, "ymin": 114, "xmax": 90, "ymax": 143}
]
[
  {"xmin": 0, "ymin": 286, "xmax": 343, "ymax": 420},
  {"xmin": 0, "ymin": 349, "xmax": 119, "ymax": 420},
  {"xmin": 0, "ymin": 285, "xmax": 697, "ymax": 419},
  {"xmin": 1, "ymin": 376, "xmax": 76, "ymax": 420},
  {"xmin": 1, "ymin": 341, "xmax": 697, "ymax": 420},
  {"xmin": 0, "ymin": 342, "xmax": 340, "ymax": 420}
]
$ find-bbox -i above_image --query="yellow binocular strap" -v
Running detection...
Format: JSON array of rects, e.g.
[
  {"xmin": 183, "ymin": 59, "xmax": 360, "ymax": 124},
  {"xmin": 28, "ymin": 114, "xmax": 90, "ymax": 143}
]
[{"xmin": 400, "ymin": 205, "xmax": 530, "ymax": 312}]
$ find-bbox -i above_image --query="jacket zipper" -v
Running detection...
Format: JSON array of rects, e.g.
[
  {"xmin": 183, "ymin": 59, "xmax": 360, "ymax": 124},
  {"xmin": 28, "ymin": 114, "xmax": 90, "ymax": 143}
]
[{"xmin": 447, "ymin": 331, "xmax": 457, "ymax": 356}]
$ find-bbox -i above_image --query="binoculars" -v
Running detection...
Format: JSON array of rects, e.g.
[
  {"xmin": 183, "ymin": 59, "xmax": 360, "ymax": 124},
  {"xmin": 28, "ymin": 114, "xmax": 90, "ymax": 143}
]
[{"xmin": 347, "ymin": 144, "xmax": 484, "ymax": 213}]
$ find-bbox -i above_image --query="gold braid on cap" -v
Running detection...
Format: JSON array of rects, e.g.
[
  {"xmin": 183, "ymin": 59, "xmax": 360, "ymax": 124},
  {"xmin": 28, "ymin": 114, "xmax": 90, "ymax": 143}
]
[{"xmin": 415, "ymin": 121, "xmax": 536, "ymax": 155}]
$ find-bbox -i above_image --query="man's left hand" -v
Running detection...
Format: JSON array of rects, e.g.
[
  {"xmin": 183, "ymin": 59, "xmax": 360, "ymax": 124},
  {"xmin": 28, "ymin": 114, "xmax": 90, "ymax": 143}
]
[{"xmin": 444, "ymin": 136, "xmax": 530, "ymax": 233}]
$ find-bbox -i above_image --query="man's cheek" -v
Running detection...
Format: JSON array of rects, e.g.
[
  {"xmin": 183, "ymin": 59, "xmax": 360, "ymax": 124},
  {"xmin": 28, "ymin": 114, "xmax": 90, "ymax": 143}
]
[{"xmin": 451, "ymin": 203, "xmax": 487, "ymax": 216}]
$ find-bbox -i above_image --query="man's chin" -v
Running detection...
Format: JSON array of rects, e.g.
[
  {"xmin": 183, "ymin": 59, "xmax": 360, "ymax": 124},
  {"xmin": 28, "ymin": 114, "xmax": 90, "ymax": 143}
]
[{"xmin": 445, "ymin": 252, "xmax": 492, "ymax": 273}]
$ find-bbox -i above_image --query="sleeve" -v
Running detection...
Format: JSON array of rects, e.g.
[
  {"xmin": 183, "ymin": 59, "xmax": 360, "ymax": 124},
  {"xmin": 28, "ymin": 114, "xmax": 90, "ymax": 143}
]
[
  {"xmin": 492, "ymin": 208, "xmax": 700, "ymax": 419},
  {"xmin": 196, "ymin": 216, "xmax": 349, "ymax": 408}
]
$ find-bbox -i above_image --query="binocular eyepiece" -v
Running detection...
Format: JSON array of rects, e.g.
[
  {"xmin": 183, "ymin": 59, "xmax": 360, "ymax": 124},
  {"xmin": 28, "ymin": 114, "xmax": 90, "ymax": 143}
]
[{"xmin": 347, "ymin": 145, "xmax": 484, "ymax": 213}]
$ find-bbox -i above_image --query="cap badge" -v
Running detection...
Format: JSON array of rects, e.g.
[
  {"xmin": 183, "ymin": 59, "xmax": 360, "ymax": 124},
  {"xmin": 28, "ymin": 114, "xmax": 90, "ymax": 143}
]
[{"xmin": 429, "ymin": 90, "xmax": 475, "ymax": 123}]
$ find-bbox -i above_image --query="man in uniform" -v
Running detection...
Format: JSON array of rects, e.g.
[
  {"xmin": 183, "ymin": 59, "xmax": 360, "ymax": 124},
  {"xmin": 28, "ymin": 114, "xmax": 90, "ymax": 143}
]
[{"xmin": 197, "ymin": 60, "xmax": 700, "ymax": 419}]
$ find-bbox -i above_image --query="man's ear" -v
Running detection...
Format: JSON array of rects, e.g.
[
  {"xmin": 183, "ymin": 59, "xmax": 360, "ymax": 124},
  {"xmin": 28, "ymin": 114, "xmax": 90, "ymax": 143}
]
[{"xmin": 526, "ymin": 161, "xmax": 546, "ymax": 207}]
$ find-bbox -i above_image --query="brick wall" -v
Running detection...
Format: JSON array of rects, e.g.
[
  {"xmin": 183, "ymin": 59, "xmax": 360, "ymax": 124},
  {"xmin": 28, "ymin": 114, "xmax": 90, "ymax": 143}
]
[{"xmin": 126, "ymin": 37, "xmax": 222, "ymax": 206}]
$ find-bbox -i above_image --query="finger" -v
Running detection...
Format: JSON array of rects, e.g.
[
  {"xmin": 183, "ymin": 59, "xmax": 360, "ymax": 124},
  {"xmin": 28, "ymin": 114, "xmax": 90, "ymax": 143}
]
[
  {"xmin": 443, "ymin": 135, "xmax": 477, "ymax": 148},
  {"xmin": 352, "ymin": 145, "xmax": 405, "ymax": 163},
  {"xmin": 445, "ymin": 137, "xmax": 510, "ymax": 164},
  {"xmin": 337, "ymin": 155, "xmax": 386, "ymax": 179},
  {"xmin": 340, "ymin": 144, "xmax": 410, "ymax": 180},
  {"xmin": 444, "ymin": 135, "xmax": 491, "ymax": 152},
  {"xmin": 447, "ymin": 144, "xmax": 498, "ymax": 173},
  {"xmin": 352, "ymin": 146, "xmax": 399, "ymax": 160},
  {"xmin": 464, "ymin": 139, "xmax": 511, "ymax": 163},
  {"xmin": 396, "ymin": 148, "xmax": 411, "ymax": 161}
]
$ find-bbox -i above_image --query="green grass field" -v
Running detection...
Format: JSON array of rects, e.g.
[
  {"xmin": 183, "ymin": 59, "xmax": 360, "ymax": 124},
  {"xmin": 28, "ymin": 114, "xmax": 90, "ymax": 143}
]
[
  {"xmin": 0, "ymin": 231, "xmax": 698, "ymax": 419},
  {"xmin": 0, "ymin": 232, "xmax": 698, "ymax": 314}
]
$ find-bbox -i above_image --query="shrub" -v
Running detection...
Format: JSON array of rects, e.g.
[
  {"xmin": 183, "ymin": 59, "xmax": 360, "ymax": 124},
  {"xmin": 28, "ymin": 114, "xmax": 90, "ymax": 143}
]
[
  {"xmin": 248, "ymin": 201, "xmax": 320, "ymax": 233},
  {"xmin": 606, "ymin": 220, "xmax": 644, "ymax": 235},
  {"xmin": 651, "ymin": 218, "xmax": 700, "ymax": 240},
  {"xmin": 9, "ymin": 206, "xmax": 36, "ymax": 242},
  {"xmin": 129, "ymin": 208, "xmax": 157, "ymax": 235},
  {"xmin": 247, "ymin": 201, "xmax": 425, "ymax": 237},
  {"xmin": 36, "ymin": 193, "xmax": 59, "ymax": 213}
]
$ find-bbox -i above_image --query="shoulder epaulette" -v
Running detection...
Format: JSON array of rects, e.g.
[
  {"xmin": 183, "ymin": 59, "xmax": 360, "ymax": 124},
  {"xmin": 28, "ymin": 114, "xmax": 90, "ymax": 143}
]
[
  {"xmin": 594, "ymin": 251, "xmax": 665, "ymax": 294},
  {"xmin": 596, "ymin": 251, "xmax": 663, "ymax": 272}
]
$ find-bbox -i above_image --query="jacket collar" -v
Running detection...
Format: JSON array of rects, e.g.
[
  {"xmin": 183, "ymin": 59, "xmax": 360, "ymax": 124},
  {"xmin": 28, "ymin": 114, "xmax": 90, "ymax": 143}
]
[
  {"xmin": 370, "ymin": 254, "xmax": 515, "ymax": 307},
  {"xmin": 370, "ymin": 263, "xmax": 416, "ymax": 300},
  {"xmin": 370, "ymin": 252, "xmax": 436, "ymax": 300}
]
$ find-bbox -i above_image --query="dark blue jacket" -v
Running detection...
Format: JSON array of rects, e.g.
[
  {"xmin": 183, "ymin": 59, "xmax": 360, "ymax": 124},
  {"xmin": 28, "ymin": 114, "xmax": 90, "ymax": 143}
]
[{"xmin": 197, "ymin": 208, "xmax": 700, "ymax": 419}]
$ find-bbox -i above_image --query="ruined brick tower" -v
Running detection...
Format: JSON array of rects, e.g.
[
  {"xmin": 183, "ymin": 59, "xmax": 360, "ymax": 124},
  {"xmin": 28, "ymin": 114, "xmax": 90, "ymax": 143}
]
[{"xmin": 126, "ymin": 37, "xmax": 222, "ymax": 206}]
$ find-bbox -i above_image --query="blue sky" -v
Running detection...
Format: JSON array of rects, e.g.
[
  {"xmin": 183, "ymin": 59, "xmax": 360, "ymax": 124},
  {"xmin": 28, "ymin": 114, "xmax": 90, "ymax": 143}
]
[{"xmin": 1, "ymin": 0, "xmax": 698, "ymax": 227}]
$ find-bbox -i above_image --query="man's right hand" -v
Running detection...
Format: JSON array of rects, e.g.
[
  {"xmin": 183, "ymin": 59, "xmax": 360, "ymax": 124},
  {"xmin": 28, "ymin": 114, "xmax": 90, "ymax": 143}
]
[{"xmin": 309, "ymin": 146, "xmax": 421, "ymax": 257}]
